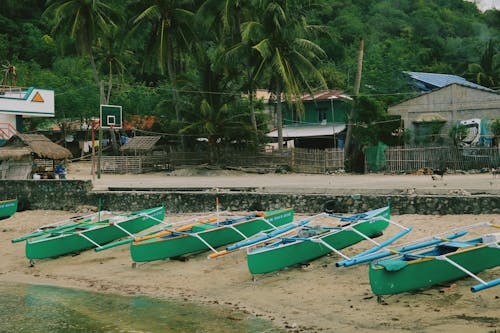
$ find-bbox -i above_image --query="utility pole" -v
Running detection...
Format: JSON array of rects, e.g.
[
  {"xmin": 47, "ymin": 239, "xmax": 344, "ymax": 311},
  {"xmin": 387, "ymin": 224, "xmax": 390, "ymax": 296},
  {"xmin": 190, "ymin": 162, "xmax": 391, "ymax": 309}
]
[
  {"xmin": 344, "ymin": 37, "xmax": 364, "ymax": 160},
  {"xmin": 329, "ymin": 96, "xmax": 336, "ymax": 148},
  {"xmin": 97, "ymin": 81, "xmax": 105, "ymax": 179}
]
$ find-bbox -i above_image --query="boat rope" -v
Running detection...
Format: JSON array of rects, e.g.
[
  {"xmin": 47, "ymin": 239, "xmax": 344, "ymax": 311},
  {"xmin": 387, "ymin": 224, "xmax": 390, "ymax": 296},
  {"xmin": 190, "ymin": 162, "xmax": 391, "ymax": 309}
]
[
  {"xmin": 137, "ymin": 211, "xmax": 229, "ymax": 240},
  {"xmin": 37, "ymin": 211, "xmax": 111, "ymax": 230},
  {"xmin": 377, "ymin": 216, "xmax": 410, "ymax": 231},
  {"xmin": 399, "ymin": 221, "xmax": 492, "ymax": 249},
  {"xmin": 139, "ymin": 213, "xmax": 167, "ymax": 225}
]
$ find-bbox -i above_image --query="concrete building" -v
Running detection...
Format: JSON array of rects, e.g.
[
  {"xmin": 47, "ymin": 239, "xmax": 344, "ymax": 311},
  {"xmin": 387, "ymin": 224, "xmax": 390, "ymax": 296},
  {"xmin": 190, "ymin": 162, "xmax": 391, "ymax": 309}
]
[
  {"xmin": 0, "ymin": 86, "xmax": 55, "ymax": 143},
  {"xmin": 387, "ymin": 83, "xmax": 500, "ymax": 145}
]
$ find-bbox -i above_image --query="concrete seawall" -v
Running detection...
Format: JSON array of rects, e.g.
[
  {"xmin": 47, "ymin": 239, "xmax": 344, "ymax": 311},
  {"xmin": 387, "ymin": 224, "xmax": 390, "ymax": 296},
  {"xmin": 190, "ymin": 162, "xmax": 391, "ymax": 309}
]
[{"xmin": 1, "ymin": 180, "xmax": 499, "ymax": 215}]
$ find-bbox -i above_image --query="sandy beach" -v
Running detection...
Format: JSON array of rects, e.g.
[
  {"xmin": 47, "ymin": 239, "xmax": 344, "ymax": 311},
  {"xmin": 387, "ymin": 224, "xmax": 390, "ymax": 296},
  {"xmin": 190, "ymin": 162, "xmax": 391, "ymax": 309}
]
[{"xmin": 1, "ymin": 208, "xmax": 499, "ymax": 333}]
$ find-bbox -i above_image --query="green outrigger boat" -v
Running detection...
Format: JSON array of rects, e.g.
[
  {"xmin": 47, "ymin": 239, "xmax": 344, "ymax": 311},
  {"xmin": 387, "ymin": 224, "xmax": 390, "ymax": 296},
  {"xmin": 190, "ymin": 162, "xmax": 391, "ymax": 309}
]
[
  {"xmin": 243, "ymin": 206, "xmax": 395, "ymax": 274},
  {"xmin": 0, "ymin": 198, "xmax": 17, "ymax": 220},
  {"xmin": 130, "ymin": 208, "xmax": 294, "ymax": 262},
  {"xmin": 368, "ymin": 226, "xmax": 500, "ymax": 295},
  {"xmin": 12, "ymin": 206, "xmax": 165, "ymax": 260}
]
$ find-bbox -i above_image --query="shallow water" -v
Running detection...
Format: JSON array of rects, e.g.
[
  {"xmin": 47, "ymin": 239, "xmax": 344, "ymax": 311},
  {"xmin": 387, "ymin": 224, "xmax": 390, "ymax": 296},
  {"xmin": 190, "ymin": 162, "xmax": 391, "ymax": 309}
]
[{"xmin": 0, "ymin": 283, "xmax": 282, "ymax": 333}]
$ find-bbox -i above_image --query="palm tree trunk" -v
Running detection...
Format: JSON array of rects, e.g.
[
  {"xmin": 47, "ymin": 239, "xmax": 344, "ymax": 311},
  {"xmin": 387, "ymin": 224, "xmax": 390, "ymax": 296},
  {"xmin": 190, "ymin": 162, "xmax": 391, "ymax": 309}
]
[
  {"xmin": 247, "ymin": 69, "xmax": 258, "ymax": 133},
  {"xmin": 89, "ymin": 52, "xmax": 100, "ymax": 92},
  {"xmin": 106, "ymin": 61, "xmax": 113, "ymax": 104},
  {"xmin": 276, "ymin": 80, "xmax": 284, "ymax": 150},
  {"xmin": 166, "ymin": 39, "xmax": 185, "ymax": 149},
  {"xmin": 344, "ymin": 37, "xmax": 364, "ymax": 156}
]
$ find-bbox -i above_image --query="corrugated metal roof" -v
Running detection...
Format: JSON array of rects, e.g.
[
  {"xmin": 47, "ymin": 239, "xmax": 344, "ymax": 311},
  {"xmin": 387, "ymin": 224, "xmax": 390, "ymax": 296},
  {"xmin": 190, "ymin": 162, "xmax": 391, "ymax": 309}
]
[
  {"xmin": 250, "ymin": 89, "xmax": 353, "ymax": 103},
  {"xmin": 266, "ymin": 124, "xmax": 346, "ymax": 138},
  {"xmin": 404, "ymin": 71, "xmax": 492, "ymax": 91},
  {"xmin": 300, "ymin": 90, "xmax": 353, "ymax": 101},
  {"xmin": 120, "ymin": 136, "xmax": 161, "ymax": 151}
]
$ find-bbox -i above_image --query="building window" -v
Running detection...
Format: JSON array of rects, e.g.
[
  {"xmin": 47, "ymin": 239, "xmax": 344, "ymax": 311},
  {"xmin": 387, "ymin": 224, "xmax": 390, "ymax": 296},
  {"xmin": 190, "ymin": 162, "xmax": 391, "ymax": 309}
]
[{"xmin": 318, "ymin": 109, "xmax": 327, "ymax": 124}]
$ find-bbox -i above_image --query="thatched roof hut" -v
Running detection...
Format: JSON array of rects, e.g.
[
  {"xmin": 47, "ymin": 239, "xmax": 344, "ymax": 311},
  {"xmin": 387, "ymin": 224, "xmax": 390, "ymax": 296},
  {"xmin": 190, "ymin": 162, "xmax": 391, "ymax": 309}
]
[
  {"xmin": 0, "ymin": 134, "xmax": 72, "ymax": 179},
  {"xmin": 1, "ymin": 134, "xmax": 72, "ymax": 160},
  {"xmin": 0, "ymin": 147, "xmax": 31, "ymax": 160},
  {"xmin": 120, "ymin": 136, "xmax": 161, "ymax": 155}
]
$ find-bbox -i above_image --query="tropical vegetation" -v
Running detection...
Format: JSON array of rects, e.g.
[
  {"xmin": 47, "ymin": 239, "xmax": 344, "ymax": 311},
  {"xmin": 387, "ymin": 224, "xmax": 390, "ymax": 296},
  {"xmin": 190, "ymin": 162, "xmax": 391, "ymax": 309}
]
[{"xmin": 0, "ymin": 0, "xmax": 499, "ymax": 167}]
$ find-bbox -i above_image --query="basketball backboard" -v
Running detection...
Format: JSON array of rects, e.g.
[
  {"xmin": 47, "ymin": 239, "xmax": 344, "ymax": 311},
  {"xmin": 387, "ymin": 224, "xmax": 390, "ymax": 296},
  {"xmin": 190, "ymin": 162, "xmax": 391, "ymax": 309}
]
[{"xmin": 100, "ymin": 104, "xmax": 122, "ymax": 128}]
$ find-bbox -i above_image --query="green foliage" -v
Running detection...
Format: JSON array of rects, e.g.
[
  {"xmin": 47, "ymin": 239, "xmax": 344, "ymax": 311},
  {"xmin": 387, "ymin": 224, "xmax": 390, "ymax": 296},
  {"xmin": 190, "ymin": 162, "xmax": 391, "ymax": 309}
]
[
  {"xmin": 491, "ymin": 119, "xmax": 500, "ymax": 137},
  {"xmin": 351, "ymin": 96, "xmax": 403, "ymax": 147},
  {"xmin": 448, "ymin": 124, "xmax": 468, "ymax": 146},
  {"xmin": 465, "ymin": 40, "xmax": 499, "ymax": 88},
  {"xmin": 414, "ymin": 121, "xmax": 446, "ymax": 145},
  {"xmin": 0, "ymin": 0, "xmax": 498, "ymax": 160}
]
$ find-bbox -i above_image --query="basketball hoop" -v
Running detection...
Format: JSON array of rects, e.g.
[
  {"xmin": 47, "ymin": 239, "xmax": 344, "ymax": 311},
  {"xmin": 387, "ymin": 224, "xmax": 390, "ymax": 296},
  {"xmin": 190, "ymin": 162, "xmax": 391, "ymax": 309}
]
[{"xmin": 100, "ymin": 105, "xmax": 122, "ymax": 129}]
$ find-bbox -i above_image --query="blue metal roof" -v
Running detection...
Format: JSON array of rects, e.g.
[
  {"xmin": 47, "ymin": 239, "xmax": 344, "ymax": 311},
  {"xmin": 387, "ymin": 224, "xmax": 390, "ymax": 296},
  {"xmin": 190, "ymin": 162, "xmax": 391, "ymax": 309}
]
[{"xmin": 404, "ymin": 71, "xmax": 493, "ymax": 92}]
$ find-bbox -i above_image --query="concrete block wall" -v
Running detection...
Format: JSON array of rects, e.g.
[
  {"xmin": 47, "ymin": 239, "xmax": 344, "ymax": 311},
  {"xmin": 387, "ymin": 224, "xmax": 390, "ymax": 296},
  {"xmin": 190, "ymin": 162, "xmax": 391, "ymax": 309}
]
[{"xmin": 1, "ymin": 180, "xmax": 499, "ymax": 215}]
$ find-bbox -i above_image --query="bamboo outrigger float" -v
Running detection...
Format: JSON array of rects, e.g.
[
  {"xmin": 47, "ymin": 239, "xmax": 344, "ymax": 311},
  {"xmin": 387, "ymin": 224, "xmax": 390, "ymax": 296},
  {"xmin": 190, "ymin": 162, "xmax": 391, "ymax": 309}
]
[
  {"xmin": 210, "ymin": 206, "xmax": 413, "ymax": 275},
  {"xmin": 245, "ymin": 206, "xmax": 400, "ymax": 274},
  {"xmin": 12, "ymin": 206, "xmax": 165, "ymax": 261},
  {"xmin": 338, "ymin": 222, "xmax": 500, "ymax": 295},
  {"xmin": 0, "ymin": 198, "xmax": 17, "ymax": 220},
  {"xmin": 129, "ymin": 208, "xmax": 294, "ymax": 263}
]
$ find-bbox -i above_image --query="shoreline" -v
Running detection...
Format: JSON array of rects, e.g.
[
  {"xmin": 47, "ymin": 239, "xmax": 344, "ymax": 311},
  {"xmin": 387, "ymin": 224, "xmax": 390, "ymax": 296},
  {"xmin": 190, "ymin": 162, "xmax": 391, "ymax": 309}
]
[{"xmin": 1, "ymin": 210, "xmax": 499, "ymax": 332}]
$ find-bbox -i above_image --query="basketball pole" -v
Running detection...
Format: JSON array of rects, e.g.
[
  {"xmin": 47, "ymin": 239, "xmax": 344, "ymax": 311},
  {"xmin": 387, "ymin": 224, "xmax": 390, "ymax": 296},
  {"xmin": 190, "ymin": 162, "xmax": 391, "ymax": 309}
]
[
  {"xmin": 97, "ymin": 125, "xmax": 102, "ymax": 179},
  {"xmin": 98, "ymin": 81, "xmax": 104, "ymax": 180}
]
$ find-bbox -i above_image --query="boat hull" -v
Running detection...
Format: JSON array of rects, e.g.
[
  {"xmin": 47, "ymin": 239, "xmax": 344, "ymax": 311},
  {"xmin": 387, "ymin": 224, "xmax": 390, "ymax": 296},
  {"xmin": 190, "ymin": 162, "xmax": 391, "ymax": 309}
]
[
  {"xmin": 369, "ymin": 244, "xmax": 500, "ymax": 295},
  {"xmin": 0, "ymin": 199, "xmax": 17, "ymax": 220},
  {"xmin": 25, "ymin": 207, "xmax": 165, "ymax": 259},
  {"xmin": 247, "ymin": 207, "xmax": 390, "ymax": 274},
  {"xmin": 130, "ymin": 208, "xmax": 294, "ymax": 262}
]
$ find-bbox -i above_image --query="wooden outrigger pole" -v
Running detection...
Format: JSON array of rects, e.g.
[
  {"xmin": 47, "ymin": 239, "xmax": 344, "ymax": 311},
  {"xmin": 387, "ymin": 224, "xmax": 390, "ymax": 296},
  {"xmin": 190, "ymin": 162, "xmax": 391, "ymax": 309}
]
[
  {"xmin": 341, "ymin": 222, "xmax": 499, "ymax": 294},
  {"xmin": 172, "ymin": 214, "xmax": 282, "ymax": 258},
  {"xmin": 337, "ymin": 222, "xmax": 494, "ymax": 267},
  {"xmin": 12, "ymin": 206, "xmax": 166, "ymax": 262},
  {"xmin": 208, "ymin": 213, "xmax": 325, "ymax": 259},
  {"xmin": 95, "ymin": 210, "xmax": 230, "ymax": 252},
  {"xmin": 11, "ymin": 210, "xmax": 112, "ymax": 244},
  {"xmin": 128, "ymin": 208, "xmax": 295, "ymax": 263},
  {"xmin": 210, "ymin": 209, "xmax": 412, "ymax": 263}
]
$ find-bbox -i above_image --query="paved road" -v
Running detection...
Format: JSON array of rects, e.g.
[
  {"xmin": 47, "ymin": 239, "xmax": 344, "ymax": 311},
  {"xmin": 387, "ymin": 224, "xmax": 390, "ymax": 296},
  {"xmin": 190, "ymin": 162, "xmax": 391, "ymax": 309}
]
[{"xmin": 67, "ymin": 163, "xmax": 500, "ymax": 195}]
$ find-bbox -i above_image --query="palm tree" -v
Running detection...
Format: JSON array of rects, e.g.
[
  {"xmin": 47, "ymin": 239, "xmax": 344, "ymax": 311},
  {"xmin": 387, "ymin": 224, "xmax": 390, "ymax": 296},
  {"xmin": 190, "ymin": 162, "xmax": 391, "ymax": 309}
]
[
  {"xmin": 247, "ymin": 0, "xmax": 327, "ymax": 149},
  {"xmin": 467, "ymin": 40, "xmax": 499, "ymax": 89},
  {"xmin": 199, "ymin": 0, "xmax": 261, "ymax": 135},
  {"xmin": 131, "ymin": 0, "xmax": 195, "ymax": 127},
  {"xmin": 95, "ymin": 24, "xmax": 136, "ymax": 104},
  {"xmin": 198, "ymin": 0, "xmax": 243, "ymax": 42},
  {"xmin": 44, "ymin": 0, "xmax": 120, "ymax": 92},
  {"xmin": 180, "ymin": 98, "xmax": 253, "ymax": 162},
  {"xmin": 225, "ymin": 37, "xmax": 263, "ymax": 134}
]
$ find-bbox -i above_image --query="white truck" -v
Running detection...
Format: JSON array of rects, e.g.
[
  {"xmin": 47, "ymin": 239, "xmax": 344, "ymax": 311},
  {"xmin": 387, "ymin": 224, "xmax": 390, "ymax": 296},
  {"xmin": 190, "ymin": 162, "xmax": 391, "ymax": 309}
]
[{"xmin": 459, "ymin": 118, "xmax": 493, "ymax": 147}]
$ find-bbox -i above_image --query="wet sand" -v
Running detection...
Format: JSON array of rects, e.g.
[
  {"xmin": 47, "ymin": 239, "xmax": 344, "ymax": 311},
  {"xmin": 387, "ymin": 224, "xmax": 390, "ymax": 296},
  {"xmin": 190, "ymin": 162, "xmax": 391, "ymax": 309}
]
[{"xmin": 1, "ymin": 210, "xmax": 498, "ymax": 333}]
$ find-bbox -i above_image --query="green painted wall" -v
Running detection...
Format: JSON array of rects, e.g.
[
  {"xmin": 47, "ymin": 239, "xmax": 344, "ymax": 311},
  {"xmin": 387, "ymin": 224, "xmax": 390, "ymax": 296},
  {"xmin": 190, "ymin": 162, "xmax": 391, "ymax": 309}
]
[{"xmin": 283, "ymin": 100, "xmax": 350, "ymax": 126}]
